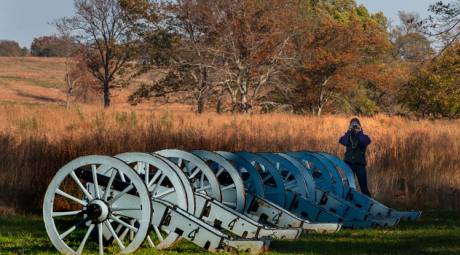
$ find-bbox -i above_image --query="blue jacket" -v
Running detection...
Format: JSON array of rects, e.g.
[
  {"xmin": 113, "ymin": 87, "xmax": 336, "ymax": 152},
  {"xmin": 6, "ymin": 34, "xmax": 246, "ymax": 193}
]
[{"xmin": 339, "ymin": 131, "xmax": 371, "ymax": 165}]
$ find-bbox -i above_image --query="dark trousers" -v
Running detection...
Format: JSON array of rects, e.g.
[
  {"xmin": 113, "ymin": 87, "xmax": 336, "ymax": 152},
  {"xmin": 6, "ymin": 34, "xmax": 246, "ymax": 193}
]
[{"xmin": 347, "ymin": 163, "xmax": 372, "ymax": 197}]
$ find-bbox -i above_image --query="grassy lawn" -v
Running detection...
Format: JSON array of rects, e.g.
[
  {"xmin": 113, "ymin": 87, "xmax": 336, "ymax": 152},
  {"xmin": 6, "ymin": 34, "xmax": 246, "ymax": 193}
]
[{"xmin": 0, "ymin": 211, "xmax": 459, "ymax": 255}]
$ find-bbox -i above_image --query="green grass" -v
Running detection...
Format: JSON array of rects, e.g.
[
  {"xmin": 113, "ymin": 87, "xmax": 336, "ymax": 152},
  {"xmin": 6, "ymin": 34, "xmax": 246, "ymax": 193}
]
[{"xmin": 0, "ymin": 211, "xmax": 459, "ymax": 255}]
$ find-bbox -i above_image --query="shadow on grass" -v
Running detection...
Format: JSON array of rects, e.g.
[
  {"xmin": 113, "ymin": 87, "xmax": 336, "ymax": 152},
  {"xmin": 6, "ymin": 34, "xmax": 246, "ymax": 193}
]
[
  {"xmin": 15, "ymin": 90, "xmax": 64, "ymax": 103},
  {"xmin": 270, "ymin": 211, "xmax": 460, "ymax": 255}
]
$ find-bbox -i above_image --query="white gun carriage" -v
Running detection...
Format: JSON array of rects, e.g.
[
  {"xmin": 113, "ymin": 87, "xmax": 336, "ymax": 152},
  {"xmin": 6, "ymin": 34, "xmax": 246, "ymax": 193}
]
[{"xmin": 43, "ymin": 150, "xmax": 421, "ymax": 254}]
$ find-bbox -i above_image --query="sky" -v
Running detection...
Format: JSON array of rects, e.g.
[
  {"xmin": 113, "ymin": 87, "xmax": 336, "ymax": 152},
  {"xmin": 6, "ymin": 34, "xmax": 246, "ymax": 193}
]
[
  {"xmin": 0, "ymin": 0, "xmax": 437, "ymax": 48},
  {"xmin": 355, "ymin": 0, "xmax": 434, "ymax": 24}
]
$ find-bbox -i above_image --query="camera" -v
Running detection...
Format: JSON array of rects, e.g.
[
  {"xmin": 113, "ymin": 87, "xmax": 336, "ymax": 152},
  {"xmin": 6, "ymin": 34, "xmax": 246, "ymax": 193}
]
[{"xmin": 350, "ymin": 123, "xmax": 361, "ymax": 133}]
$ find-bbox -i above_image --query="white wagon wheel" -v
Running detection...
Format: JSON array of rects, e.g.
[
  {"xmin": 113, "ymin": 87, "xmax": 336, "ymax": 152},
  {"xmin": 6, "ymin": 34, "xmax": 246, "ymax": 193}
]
[
  {"xmin": 259, "ymin": 153, "xmax": 310, "ymax": 199},
  {"xmin": 43, "ymin": 155, "xmax": 151, "ymax": 255},
  {"xmin": 287, "ymin": 151, "xmax": 337, "ymax": 197},
  {"xmin": 155, "ymin": 149, "xmax": 222, "ymax": 201},
  {"xmin": 191, "ymin": 150, "xmax": 246, "ymax": 212},
  {"xmin": 316, "ymin": 152, "xmax": 357, "ymax": 190},
  {"xmin": 114, "ymin": 152, "xmax": 195, "ymax": 249},
  {"xmin": 307, "ymin": 152, "xmax": 347, "ymax": 198},
  {"xmin": 276, "ymin": 153, "xmax": 318, "ymax": 201},
  {"xmin": 216, "ymin": 151, "xmax": 265, "ymax": 197},
  {"xmin": 236, "ymin": 152, "xmax": 286, "ymax": 207}
]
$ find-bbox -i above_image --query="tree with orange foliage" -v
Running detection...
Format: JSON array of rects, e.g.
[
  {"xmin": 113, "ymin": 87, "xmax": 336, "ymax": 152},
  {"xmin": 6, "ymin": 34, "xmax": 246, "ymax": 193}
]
[{"xmin": 285, "ymin": 2, "xmax": 393, "ymax": 116}]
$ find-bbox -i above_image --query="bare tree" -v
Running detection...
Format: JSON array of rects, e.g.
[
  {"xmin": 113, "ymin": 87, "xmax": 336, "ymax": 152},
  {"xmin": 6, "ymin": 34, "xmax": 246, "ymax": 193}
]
[
  {"xmin": 426, "ymin": 1, "xmax": 460, "ymax": 52},
  {"xmin": 210, "ymin": 0, "xmax": 294, "ymax": 113},
  {"xmin": 392, "ymin": 12, "xmax": 433, "ymax": 62},
  {"xmin": 123, "ymin": 0, "xmax": 218, "ymax": 113},
  {"xmin": 56, "ymin": 0, "xmax": 139, "ymax": 107},
  {"xmin": 163, "ymin": 0, "xmax": 218, "ymax": 114}
]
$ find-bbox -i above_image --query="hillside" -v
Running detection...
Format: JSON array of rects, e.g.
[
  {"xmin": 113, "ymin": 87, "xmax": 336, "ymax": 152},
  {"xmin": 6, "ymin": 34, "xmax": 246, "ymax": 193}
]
[
  {"xmin": 0, "ymin": 57, "xmax": 68, "ymax": 105},
  {"xmin": 0, "ymin": 57, "xmax": 167, "ymax": 109}
]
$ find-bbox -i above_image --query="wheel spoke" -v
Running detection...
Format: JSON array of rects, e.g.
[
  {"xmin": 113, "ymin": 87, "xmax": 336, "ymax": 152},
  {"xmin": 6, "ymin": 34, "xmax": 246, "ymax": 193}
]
[
  {"xmin": 134, "ymin": 162, "xmax": 142, "ymax": 174},
  {"xmin": 284, "ymin": 180, "xmax": 297, "ymax": 190},
  {"xmin": 119, "ymin": 227, "xmax": 130, "ymax": 241},
  {"xmin": 146, "ymin": 235, "xmax": 155, "ymax": 248},
  {"xmin": 59, "ymin": 217, "xmax": 88, "ymax": 239},
  {"xmin": 119, "ymin": 171, "xmax": 126, "ymax": 182},
  {"xmin": 153, "ymin": 188, "xmax": 175, "ymax": 199},
  {"xmin": 111, "ymin": 207, "xmax": 142, "ymax": 212},
  {"xmin": 110, "ymin": 216, "xmax": 138, "ymax": 232},
  {"xmin": 92, "ymin": 165, "xmax": 101, "ymax": 199},
  {"xmin": 151, "ymin": 175, "xmax": 165, "ymax": 195},
  {"xmin": 70, "ymin": 171, "xmax": 94, "ymax": 201},
  {"xmin": 262, "ymin": 174, "xmax": 272, "ymax": 183},
  {"xmin": 215, "ymin": 168, "xmax": 224, "ymax": 178},
  {"xmin": 103, "ymin": 170, "xmax": 117, "ymax": 201},
  {"xmin": 153, "ymin": 225, "xmax": 164, "ymax": 241},
  {"xmin": 52, "ymin": 210, "xmax": 82, "ymax": 217},
  {"xmin": 188, "ymin": 167, "xmax": 200, "ymax": 179},
  {"xmin": 200, "ymin": 172, "xmax": 205, "ymax": 187},
  {"xmin": 196, "ymin": 185, "xmax": 211, "ymax": 192},
  {"xmin": 148, "ymin": 171, "xmax": 162, "ymax": 188},
  {"xmin": 129, "ymin": 219, "xmax": 135, "ymax": 241},
  {"xmin": 98, "ymin": 223, "xmax": 104, "ymax": 255},
  {"xmin": 105, "ymin": 221, "xmax": 126, "ymax": 250},
  {"xmin": 221, "ymin": 184, "xmax": 235, "ymax": 191},
  {"xmin": 56, "ymin": 189, "xmax": 87, "ymax": 206},
  {"xmin": 76, "ymin": 224, "xmax": 95, "ymax": 255},
  {"xmin": 144, "ymin": 163, "xmax": 150, "ymax": 184},
  {"xmin": 108, "ymin": 184, "xmax": 133, "ymax": 205},
  {"xmin": 115, "ymin": 224, "xmax": 123, "ymax": 234}
]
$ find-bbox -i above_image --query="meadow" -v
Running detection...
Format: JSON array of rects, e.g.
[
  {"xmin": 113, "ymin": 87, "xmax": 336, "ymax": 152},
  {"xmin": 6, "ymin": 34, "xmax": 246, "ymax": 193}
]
[{"xmin": 1, "ymin": 104, "xmax": 460, "ymax": 214}]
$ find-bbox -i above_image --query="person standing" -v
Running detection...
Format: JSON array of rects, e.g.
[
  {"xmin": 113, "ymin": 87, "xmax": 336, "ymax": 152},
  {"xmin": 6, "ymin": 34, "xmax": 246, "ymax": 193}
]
[{"xmin": 339, "ymin": 118, "xmax": 372, "ymax": 197}]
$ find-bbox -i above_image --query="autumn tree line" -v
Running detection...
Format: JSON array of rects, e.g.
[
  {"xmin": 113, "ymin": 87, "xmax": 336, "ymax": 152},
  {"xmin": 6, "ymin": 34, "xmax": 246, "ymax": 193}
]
[{"xmin": 1, "ymin": 0, "xmax": 460, "ymax": 117}]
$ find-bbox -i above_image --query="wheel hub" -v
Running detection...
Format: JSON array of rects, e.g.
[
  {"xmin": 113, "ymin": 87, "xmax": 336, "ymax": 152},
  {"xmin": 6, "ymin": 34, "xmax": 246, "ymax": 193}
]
[{"xmin": 86, "ymin": 200, "xmax": 109, "ymax": 222}]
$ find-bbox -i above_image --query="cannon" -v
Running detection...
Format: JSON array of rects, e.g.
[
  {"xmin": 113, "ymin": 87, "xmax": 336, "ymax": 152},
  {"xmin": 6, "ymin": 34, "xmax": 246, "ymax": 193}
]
[{"xmin": 43, "ymin": 150, "xmax": 421, "ymax": 254}]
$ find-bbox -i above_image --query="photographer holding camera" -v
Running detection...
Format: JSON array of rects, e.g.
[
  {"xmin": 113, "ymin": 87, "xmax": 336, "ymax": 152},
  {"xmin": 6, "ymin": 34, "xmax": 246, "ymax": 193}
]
[{"xmin": 339, "ymin": 118, "xmax": 372, "ymax": 197}]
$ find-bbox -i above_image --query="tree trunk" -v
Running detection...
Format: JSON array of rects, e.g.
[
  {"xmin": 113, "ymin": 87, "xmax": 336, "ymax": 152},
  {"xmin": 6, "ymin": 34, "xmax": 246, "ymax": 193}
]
[
  {"xmin": 196, "ymin": 66, "xmax": 207, "ymax": 114},
  {"xmin": 315, "ymin": 77, "xmax": 330, "ymax": 117},
  {"xmin": 197, "ymin": 96, "xmax": 205, "ymax": 114},
  {"xmin": 216, "ymin": 97, "xmax": 223, "ymax": 114},
  {"xmin": 237, "ymin": 67, "xmax": 250, "ymax": 113},
  {"xmin": 65, "ymin": 59, "xmax": 72, "ymax": 110},
  {"xmin": 216, "ymin": 87, "xmax": 225, "ymax": 114},
  {"xmin": 103, "ymin": 81, "xmax": 110, "ymax": 108},
  {"xmin": 316, "ymin": 106, "xmax": 323, "ymax": 117},
  {"xmin": 65, "ymin": 75, "xmax": 72, "ymax": 110},
  {"xmin": 230, "ymin": 91, "xmax": 238, "ymax": 113},
  {"xmin": 241, "ymin": 93, "xmax": 251, "ymax": 114}
]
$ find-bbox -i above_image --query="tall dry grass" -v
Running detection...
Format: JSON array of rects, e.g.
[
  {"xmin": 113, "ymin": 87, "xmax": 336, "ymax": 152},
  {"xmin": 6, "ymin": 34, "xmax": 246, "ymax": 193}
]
[{"xmin": 1, "ymin": 104, "xmax": 459, "ymax": 214}]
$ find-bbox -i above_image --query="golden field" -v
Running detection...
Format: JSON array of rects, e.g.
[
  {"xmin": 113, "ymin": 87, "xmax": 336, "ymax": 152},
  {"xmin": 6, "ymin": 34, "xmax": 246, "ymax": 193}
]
[
  {"xmin": 0, "ymin": 57, "xmax": 459, "ymax": 214},
  {"xmin": 1, "ymin": 104, "xmax": 460, "ymax": 213}
]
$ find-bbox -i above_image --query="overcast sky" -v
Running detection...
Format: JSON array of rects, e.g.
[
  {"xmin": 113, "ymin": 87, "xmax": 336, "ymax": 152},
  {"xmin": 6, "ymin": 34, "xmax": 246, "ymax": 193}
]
[{"xmin": 0, "ymin": 0, "xmax": 437, "ymax": 48}]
